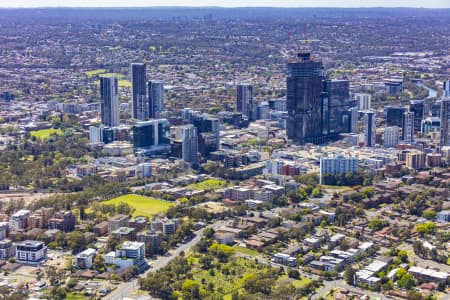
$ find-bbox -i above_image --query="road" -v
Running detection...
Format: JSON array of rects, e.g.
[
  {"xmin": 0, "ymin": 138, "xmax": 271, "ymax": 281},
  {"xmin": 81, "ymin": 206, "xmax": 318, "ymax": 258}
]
[{"xmin": 103, "ymin": 220, "xmax": 229, "ymax": 300}]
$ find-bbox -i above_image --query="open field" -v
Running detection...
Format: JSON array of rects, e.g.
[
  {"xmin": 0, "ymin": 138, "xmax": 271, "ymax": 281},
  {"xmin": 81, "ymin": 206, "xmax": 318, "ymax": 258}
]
[
  {"xmin": 187, "ymin": 179, "xmax": 228, "ymax": 191},
  {"xmin": 66, "ymin": 293, "xmax": 88, "ymax": 300},
  {"xmin": 84, "ymin": 69, "xmax": 106, "ymax": 77},
  {"xmin": 30, "ymin": 128, "xmax": 62, "ymax": 139},
  {"xmin": 101, "ymin": 194, "xmax": 175, "ymax": 218},
  {"xmin": 198, "ymin": 201, "xmax": 231, "ymax": 213}
]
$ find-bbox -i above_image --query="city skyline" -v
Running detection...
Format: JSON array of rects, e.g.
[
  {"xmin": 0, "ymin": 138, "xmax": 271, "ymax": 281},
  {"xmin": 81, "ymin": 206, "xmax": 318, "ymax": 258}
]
[{"xmin": 1, "ymin": 0, "xmax": 449, "ymax": 8}]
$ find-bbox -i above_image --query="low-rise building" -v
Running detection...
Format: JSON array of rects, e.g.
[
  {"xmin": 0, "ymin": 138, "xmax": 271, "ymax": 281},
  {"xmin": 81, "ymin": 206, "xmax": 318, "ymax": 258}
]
[
  {"xmin": 74, "ymin": 248, "xmax": 97, "ymax": 269},
  {"xmin": 272, "ymin": 253, "xmax": 297, "ymax": 267},
  {"xmin": 104, "ymin": 241, "xmax": 147, "ymax": 272},
  {"xmin": 409, "ymin": 266, "xmax": 449, "ymax": 284},
  {"xmin": 0, "ymin": 239, "xmax": 15, "ymax": 260},
  {"xmin": 15, "ymin": 240, "xmax": 47, "ymax": 265}
]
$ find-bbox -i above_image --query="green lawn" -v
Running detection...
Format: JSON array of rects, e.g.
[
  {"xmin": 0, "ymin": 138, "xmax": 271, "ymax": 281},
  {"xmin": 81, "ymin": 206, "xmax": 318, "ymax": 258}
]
[
  {"xmin": 66, "ymin": 293, "xmax": 87, "ymax": 300},
  {"xmin": 85, "ymin": 69, "xmax": 106, "ymax": 77},
  {"xmin": 233, "ymin": 246, "xmax": 260, "ymax": 257},
  {"xmin": 118, "ymin": 79, "xmax": 132, "ymax": 88},
  {"xmin": 30, "ymin": 128, "xmax": 62, "ymax": 140},
  {"xmin": 101, "ymin": 194, "xmax": 175, "ymax": 218},
  {"xmin": 187, "ymin": 179, "xmax": 228, "ymax": 191}
]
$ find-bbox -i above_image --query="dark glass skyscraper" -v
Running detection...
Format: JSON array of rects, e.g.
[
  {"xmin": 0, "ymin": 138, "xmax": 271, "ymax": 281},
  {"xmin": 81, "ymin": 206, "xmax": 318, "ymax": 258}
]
[
  {"xmin": 286, "ymin": 53, "xmax": 325, "ymax": 144},
  {"xmin": 440, "ymin": 98, "xmax": 450, "ymax": 148},
  {"xmin": 287, "ymin": 53, "xmax": 351, "ymax": 144},
  {"xmin": 148, "ymin": 81, "xmax": 164, "ymax": 118},
  {"xmin": 324, "ymin": 79, "xmax": 351, "ymax": 138},
  {"xmin": 131, "ymin": 63, "xmax": 147, "ymax": 120},
  {"xmin": 100, "ymin": 76, "xmax": 119, "ymax": 127},
  {"xmin": 410, "ymin": 100, "xmax": 424, "ymax": 133},
  {"xmin": 236, "ymin": 84, "xmax": 253, "ymax": 121},
  {"xmin": 385, "ymin": 106, "xmax": 406, "ymax": 127}
]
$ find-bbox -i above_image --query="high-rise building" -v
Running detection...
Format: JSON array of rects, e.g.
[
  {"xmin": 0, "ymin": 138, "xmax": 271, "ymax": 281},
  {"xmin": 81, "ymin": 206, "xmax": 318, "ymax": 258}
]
[
  {"xmin": 440, "ymin": 98, "xmax": 450, "ymax": 148},
  {"xmin": 131, "ymin": 63, "xmax": 147, "ymax": 120},
  {"xmin": 363, "ymin": 111, "xmax": 376, "ymax": 147},
  {"xmin": 100, "ymin": 76, "xmax": 119, "ymax": 127},
  {"xmin": 170, "ymin": 125, "xmax": 198, "ymax": 165},
  {"xmin": 148, "ymin": 81, "xmax": 164, "ymax": 118},
  {"xmin": 402, "ymin": 111, "xmax": 415, "ymax": 142},
  {"xmin": 405, "ymin": 150, "xmax": 425, "ymax": 170},
  {"xmin": 319, "ymin": 154, "xmax": 359, "ymax": 184},
  {"xmin": 444, "ymin": 79, "xmax": 450, "ymax": 97},
  {"xmin": 410, "ymin": 100, "xmax": 424, "ymax": 133},
  {"xmin": 385, "ymin": 106, "xmax": 406, "ymax": 127},
  {"xmin": 286, "ymin": 52, "xmax": 325, "ymax": 144},
  {"xmin": 89, "ymin": 125, "xmax": 103, "ymax": 145},
  {"xmin": 383, "ymin": 126, "xmax": 400, "ymax": 148},
  {"xmin": 325, "ymin": 80, "xmax": 351, "ymax": 138},
  {"xmin": 182, "ymin": 109, "xmax": 220, "ymax": 156},
  {"xmin": 237, "ymin": 84, "xmax": 254, "ymax": 121},
  {"xmin": 132, "ymin": 119, "xmax": 170, "ymax": 156},
  {"xmin": 348, "ymin": 107, "xmax": 359, "ymax": 133},
  {"xmin": 356, "ymin": 93, "xmax": 371, "ymax": 111}
]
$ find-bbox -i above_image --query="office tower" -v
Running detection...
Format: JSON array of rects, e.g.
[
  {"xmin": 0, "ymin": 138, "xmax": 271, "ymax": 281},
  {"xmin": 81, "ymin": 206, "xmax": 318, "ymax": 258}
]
[
  {"xmin": 348, "ymin": 107, "xmax": 358, "ymax": 133},
  {"xmin": 148, "ymin": 81, "xmax": 164, "ymax": 118},
  {"xmin": 256, "ymin": 102, "xmax": 270, "ymax": 120},
  {"xmin": 182, "ymin": 109, "xmax": 220, "ymax": 156},
  {"xmin": 268, "ymin": 98, "xmax": 287, "ymax": 111},
  {"xmin": 440, "ymin": 98, "xmax": 450, "ymax": 148},
  {"xmin": 355, "ymin": 93, "xmax": 371, "ymax": 110},
  {"xmin": 286, "ymin": 52, "xmax": 325, "ymax": 144},
  {"xmin": 385, "ymin": 78, "xmax": 403, "ymax": 94},
  {"xmin": 100, "ymin": 76, "xmax": 119, "ymax": 127},
  {"xmin": 363, "ymin": 111, "xmax": 376, "ymax": 147},
  {"xmin": 410, "ymin": 100, "xmax": 424, "ymax": 132},
  {"xmin": 402, "ymin": 111, "xmax": 415, "ymax": 142},
  {"xmin": 131, "ymin": 63, "xmax": 147, "ymax": 120},
  {"xmin": 385, "ymin": 106, "xmax": 406, "ymax": 127},
  {"xmin": 325, "ymin": 79, "xmax": 351, "ymax": 138},
  {"xmin": 444, "ymin": 80, "xmax": 450, "ymax": 97},
  {"xmin": 319, "ymin": 154, "xmax": 359, "ymax": 184},
  {"xmin": 170, "ymin": 125, "xmax": 198, "ymax": 165},
  {"xmin": 421, "ymin": 117, "xmax": 441, "ymax": 135},
  {"xmin": 237, "ymin": 84, "xmax": 253, "ymax": 121},
  {"xmin": 132, "ymin": 119, "xmax": 170, "ymax": 155},
  {"xmin": 383, "ymin": 126, "xmax": 400, "ymax": 148}
]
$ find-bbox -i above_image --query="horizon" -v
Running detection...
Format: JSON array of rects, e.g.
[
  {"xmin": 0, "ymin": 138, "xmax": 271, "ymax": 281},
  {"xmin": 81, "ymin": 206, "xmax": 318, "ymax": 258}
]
[{"xmin": 1, "ymin": 0, "xmax": 449, "ymax": 9}]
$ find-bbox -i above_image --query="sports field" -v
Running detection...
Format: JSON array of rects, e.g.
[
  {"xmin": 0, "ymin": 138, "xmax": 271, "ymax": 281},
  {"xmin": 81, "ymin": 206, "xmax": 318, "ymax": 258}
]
[
  {"xmin": 30, "ymin": 128, "xmax": 62, "ymax": 139},
  {"xmin": 102, "ymin": 194, "xmax": 174, "ymax": 218}
]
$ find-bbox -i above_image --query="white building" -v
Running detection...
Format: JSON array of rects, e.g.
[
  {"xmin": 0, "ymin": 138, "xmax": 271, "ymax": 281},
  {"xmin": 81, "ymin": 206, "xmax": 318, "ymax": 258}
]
[
  {"xmin": 15, "ymin": 240, "xmax": 47, "ymax": 264},
  {"xmin": 74, "ymin": 248, "xmax": 97, "ymax": 269},
  {"xmin": 383, "ymin": 126, "xmax": 400, "ymax": 148},
  {"xmin": 104, "ymin": 241, "xmax": 146, "ymax": 272},
  {"xmin": 10, "ymin": 209, "xmax": 31, "ymax": 231},
  {"xmin": 320, "ymin": 154, "xmax": 359, "ymax": 184},
  {"xmin": 437, "ymin": 210, "xmax": 450, "ymax": 222},
  {"xmin": 89, "ymin": 125, "xmax": 103, "ymax": 145},
  {"xmin": 356, "ymin": 93, "xmax": 371, "ymax": 110}
]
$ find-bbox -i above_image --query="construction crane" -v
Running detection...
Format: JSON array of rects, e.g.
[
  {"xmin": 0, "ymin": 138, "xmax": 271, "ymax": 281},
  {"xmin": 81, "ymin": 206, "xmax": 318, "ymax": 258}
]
[{"xmin": 287, "ymin": 28, "xmax": 313, "ymax": 62}]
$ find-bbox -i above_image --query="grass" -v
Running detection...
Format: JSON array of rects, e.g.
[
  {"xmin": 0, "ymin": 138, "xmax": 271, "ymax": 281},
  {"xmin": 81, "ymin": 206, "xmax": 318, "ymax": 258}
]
[
  {"xmin": 66, "ymin": 293, "xmax": 88, "ymax": 300},
  {"xmin": 85, "ymin": 69, "xmax": 106, "ymax": 77},
  {"xmin": 118, "ymin": 79, "xmax": 132, "ymax": 88},
  {"xmin": 100, "ymin": 73, "xmax": 125, "ymax": 79},
  {"xmin": 30, "ymin": 128, "xmax": 62, "ymax": 140},
  {"xmin": 101, "ymin": 194, "xmax": 175, "ymax": 218},
  {"xmin": 192, "ymin": 257, "xmax": 269, "ymax": 296},
  {"xmin": 186, "ymin": 179, "xmax": 228, "ymax": 191},
  {"xmin": 233, "ymin": 246, "xmax": 260, "ymax": 257}
]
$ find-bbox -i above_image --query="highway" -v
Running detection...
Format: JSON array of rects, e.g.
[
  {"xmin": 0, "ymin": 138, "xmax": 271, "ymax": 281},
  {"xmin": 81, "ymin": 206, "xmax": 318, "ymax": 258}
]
[{"xmin": 103, "ymin": 220, "xmax": 229, "ymax": 300}]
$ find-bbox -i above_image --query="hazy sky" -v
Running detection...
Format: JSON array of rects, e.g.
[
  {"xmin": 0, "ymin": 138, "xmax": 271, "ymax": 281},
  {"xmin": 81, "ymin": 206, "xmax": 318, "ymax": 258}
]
[{"xmin": 1, "ymin": 0, "xmax": 449, "ymax": 8}]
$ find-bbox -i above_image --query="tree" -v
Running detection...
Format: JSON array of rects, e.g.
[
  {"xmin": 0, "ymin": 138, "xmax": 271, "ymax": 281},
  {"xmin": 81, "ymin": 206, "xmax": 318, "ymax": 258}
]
[
  {"xmin": 49, "ymin": 287, "xmax": 67, "ymax": 300},
  {"xmin": 397, "ymin": 250, "xmax": 408, "ymax": 263},
  {"xmin": 344, "ymin": 266, "xmax": 356, "ymax": 285},
  {"xmin": 203, "ymin": 227, "xmax": 215, "ymax": 239},
  {"xmin": 397, "ymin": 273, "xmax": 415, "ymax": 290},
  {"xmin": 68, "ymin": 231, "xmax": 86, "ymax": 254},
  {"xmin": 416, "ymin": 222, "xmax": 437, "ymax": 236},
  {"xmin": 182, "ymin": 279, "xmax": 201, "ymax": 300},
  {"xmin": 287, "ymin": 269, "xmax": 300, "ymax": 279},
  {"xmin": 93, "ymin": 254, "xmax": 106, "ymax": 272}
]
